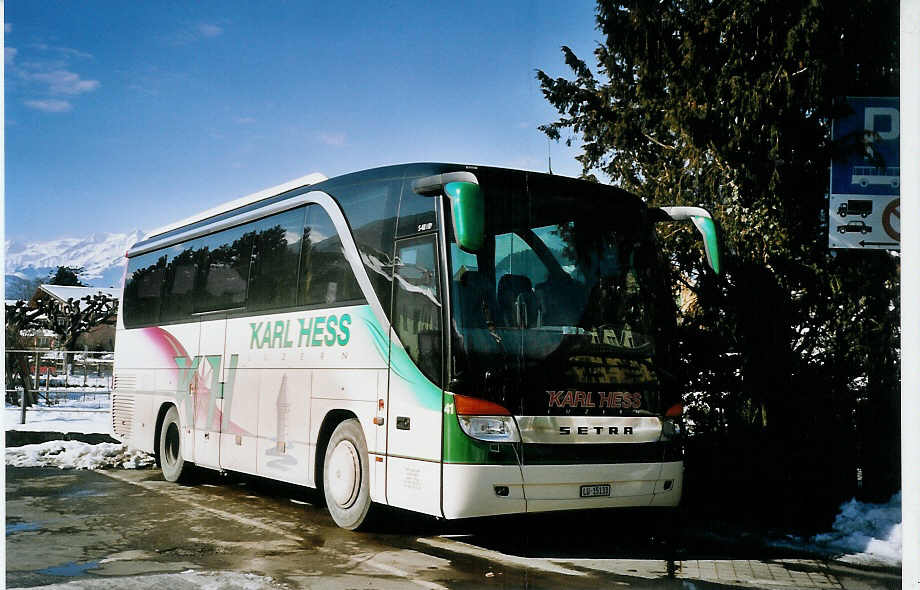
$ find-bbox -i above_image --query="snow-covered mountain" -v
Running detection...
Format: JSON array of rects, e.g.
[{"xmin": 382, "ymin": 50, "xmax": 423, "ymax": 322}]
[{"xmin": 5, "ymin": 231, "xmax": 144, "ymax": 299}]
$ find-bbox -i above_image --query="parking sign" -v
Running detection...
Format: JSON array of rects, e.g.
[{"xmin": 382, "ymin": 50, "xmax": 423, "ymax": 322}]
[{"xmin": 829, "ymin": 97, "xmax": 900, "ymax": 250}]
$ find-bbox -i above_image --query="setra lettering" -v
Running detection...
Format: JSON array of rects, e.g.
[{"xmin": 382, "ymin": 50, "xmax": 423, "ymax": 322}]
[{"xmin": 557, "ymin": 424, "xmax": 637, "ymax": 436}]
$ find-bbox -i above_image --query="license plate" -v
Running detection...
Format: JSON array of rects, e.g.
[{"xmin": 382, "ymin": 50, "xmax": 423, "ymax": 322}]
[{"xmin": 580, "ymin": 484, "xmax": 611, "ymax": 498}]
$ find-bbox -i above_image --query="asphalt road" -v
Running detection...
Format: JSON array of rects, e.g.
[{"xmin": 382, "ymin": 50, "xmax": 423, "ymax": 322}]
[{"xmin": 6, "ymin": 466, "xmax": 902, "ymax": 589}]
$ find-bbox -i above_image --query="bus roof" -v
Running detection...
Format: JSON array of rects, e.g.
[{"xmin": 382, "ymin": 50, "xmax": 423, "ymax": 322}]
[
  {"xmin": 133, "ymin": 163, "xmax": 641, "ymax": 255},
  {"xmin": 144, "ymin": 172, "xmax": 327, "ymax": 239}
]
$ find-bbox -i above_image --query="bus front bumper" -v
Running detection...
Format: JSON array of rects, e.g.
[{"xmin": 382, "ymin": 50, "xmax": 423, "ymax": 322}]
[{"xmin": 441, "ymin": 460, "xmax": 683, "ymax": 519}]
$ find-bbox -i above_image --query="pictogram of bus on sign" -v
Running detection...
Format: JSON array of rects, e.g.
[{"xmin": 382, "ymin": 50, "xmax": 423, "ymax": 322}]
[{"xmin": 851, "ymin": 166, "xmax": 900, "ymax": 189}]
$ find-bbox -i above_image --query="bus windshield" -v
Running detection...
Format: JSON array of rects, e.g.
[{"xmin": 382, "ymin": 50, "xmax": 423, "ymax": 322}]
[{"xmin": 446, "ymin": 174, "xmax": 675, "ymax": 417}]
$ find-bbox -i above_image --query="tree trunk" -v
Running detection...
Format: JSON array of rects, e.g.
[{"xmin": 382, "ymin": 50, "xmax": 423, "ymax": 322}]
[
  {"xmin": 858, "ymin": 287, "xmax": 900, "ymax": 502},
  {"xmin": 14, "ymin": 352, "xmax": 36, "ymax": 408}
]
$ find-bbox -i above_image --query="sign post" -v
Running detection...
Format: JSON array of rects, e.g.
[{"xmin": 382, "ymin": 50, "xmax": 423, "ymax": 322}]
[
  {"xmin": 900, "ymin": 3, "xmax": 919, "ymax": 586},
  {"xmin": 829, "ymin": 97, "xmax": 900, "ymax": 250}
]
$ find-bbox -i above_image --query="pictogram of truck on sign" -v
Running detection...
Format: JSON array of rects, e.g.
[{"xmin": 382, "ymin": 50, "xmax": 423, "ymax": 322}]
[{"xmin": 836, "ymin": 199, "xmax": 873, "ymax": 218}]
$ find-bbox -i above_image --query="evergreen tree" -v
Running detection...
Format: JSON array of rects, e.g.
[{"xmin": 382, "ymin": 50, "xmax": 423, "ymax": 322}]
[
  {"xmin": 538, "ymin": 0, "xmax": 899, "ymax": 526},
  {"xmin": 48, "ymin": 266, "xmax": 86, "ymax": 287}
]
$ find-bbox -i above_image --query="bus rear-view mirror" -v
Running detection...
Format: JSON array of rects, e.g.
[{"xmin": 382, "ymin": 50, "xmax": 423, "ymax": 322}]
[
  {"xmin": 413, "ymin": 172, "xmax": 485, "ymax": 253},
  {"xmin": 444, "ymin": 181, "xmax": 485, "ymax": 253},
  {"xmin": 656, "ymin": 206, "xmax": 722, "ymax": 274}
]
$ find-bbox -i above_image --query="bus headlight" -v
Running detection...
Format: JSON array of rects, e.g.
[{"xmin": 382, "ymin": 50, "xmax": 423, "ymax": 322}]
[
  {"xmin": 453, "ymin": 394, "xmax": 521, "ymax": 443},
  {"xmin": 661, "ymin": 404, "xmax": 683, "ymax": 442},
  {"xmin": 458, "ymin": 415, "xmax": 520, "ymax": 443},
  {"xmin": 660, "ymin": 417, "xmax": 684, "ymax": 461},
  {"xmin": 660, "ymin": 418, "xmax": 681, "ymax": 441}
]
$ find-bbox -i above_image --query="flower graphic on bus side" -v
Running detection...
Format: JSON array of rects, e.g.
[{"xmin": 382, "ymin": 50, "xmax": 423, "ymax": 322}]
[{"xmin": 192, "ymin": 356, "xmax": 221, "ymax": 431}]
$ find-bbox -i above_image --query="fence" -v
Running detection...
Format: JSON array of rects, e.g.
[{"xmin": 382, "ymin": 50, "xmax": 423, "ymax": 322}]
[{"xmin": 6, "ymin": 349, "xmax": 113, "ymax": 411}]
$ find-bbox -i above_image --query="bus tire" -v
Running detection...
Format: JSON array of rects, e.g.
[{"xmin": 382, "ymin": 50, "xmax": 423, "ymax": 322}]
[
  {"xmin": 159, "ymin": 405, "xmax": 193, "ymax": 483},
  {"xmin": 322, "ymin": 419, "xmax": 372, "ymax": 530}
]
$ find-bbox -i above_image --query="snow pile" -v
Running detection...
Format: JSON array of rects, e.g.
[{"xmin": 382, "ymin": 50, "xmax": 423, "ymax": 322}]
[
  {"xmin": 771, "ymin": 492, "xmax": 903, "ymax": 567},
  {"xmin": 809, "ymin": 492, "xmax": 902, "ymax": 567},
  {"xmin": 6, "ymin": 440, "xmax": 155, "ymax": 470}
]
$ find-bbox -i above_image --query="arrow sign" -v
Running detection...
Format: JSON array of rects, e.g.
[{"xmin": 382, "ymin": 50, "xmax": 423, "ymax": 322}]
[{"xmin": 859, "ymin": 240, "xmax": 899, "ymax": 247}]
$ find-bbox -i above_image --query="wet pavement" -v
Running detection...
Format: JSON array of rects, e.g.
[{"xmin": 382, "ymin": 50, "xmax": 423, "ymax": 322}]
[{"xmin": 6, "ymin": 466, "xmax": 902, "ymax": 589}]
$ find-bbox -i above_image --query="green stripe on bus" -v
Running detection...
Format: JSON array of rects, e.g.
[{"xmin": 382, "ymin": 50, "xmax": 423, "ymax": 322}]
[
  {"xmin": 441, "ymin": 392, "xmax": 518, "ymax": 465},
  {"xmin": 356, "ymin": 306, "xmax": 441, "ymax": 412}
]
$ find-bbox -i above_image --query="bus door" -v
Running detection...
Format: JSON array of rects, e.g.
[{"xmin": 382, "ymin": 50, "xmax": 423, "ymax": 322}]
[
  {"xmin": 158, "ymin": 243, "xmax": 203, "ymax": 466},
  {"xmin": 194, "ymin": 314, "xmax": 228, "ymax": 470},
  {"xmin": 385, "ymin": 234, "xmax": 444, "ymax": 514},
  {"xmin": 190, "ymin": 223, "xmax": 254, "ymax": 469}
]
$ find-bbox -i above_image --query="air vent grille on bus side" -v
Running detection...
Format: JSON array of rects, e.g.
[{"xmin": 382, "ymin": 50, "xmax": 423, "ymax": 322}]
[
  {"xmin": 113, "ymin": 373, "xmax": 136, "ymax": 392},
  {"xmin": 112, "ymin": 394, "xmax": 135, "ymax": 439}
]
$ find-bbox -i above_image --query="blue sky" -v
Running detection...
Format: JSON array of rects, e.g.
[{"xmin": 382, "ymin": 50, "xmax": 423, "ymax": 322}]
[{"xmin": 5, "ymin": 2, "xmax": 600, "ymax": 242}]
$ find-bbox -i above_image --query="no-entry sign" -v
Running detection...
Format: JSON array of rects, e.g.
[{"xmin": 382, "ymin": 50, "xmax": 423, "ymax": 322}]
[{"xmin": 882, "ymin": 198, "xmax": 900, "ymax": 241}]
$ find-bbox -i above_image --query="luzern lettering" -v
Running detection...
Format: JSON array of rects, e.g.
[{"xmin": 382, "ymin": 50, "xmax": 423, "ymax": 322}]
[{"xmin": 250, "ymin": 314, "xmax": 352, "ymax": 349}]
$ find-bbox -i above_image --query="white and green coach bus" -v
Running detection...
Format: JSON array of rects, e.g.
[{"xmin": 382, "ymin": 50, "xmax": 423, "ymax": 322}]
[{"xmin": 112, "ymin": 163, "xmax": 720, "ymax": 529}]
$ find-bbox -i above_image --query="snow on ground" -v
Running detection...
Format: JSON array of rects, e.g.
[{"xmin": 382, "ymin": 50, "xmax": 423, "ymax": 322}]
[
  {"xmin": 6, "ymin": 408, "xmax": 112, "ymax": 434},
  {"xmin": 32, "ymin": 375, "xmax": 111, "ymax": 389},
  {"xmin": 6, "ymin": 570, "xmax": 285, "ymax": 589},
  {"xmin": 6, "ymin": 388, "xmax": 904, "ymax": 569},
  {"xmin": 6, "ymin": 440, "xmax": 154, "ymax": 470},
  {"xmin": 812, "ymin": 492, "xmax": 902, "ymax": 567},
  {"xmin": 773, "ymin": 492, "xmax": 902, "ymax": 567},
  {"xmin": 6, "ymin": 390, "xmax": 112, "ymax": 434},
  {"xmin": 6, "ymin": 389, "xmax": 156, "ymax": 470}
]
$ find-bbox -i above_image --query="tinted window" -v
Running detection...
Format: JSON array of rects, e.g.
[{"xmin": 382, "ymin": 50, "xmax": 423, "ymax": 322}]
[
  {"xmin": 160, "ymin": 240, "xmax": 207, "ymax": 322},
  {"xmin": 124, "ymin": 202, "xmax": 373, "ymax": 327},
  {"xmin": 247, "ymin": 207, "xmax": 306, "ymax": 311},
  {"xmin": 299, "ymin": 206, "xmax": 363, "ymax": 306},
  {"xmin": 396, "ymin": 184, "xmax": 437, "ymax": 238},
  {"xmin": 326, "ymin": 179, "xmax": 400, "ymax": 314},
  {"xmin": 123, "ymin": 250, "xmax": 167, "ymax": 327},
  {"xmin": 194, "ymin": 224, "xmax": 253, "ymax": 313},
  {"xmin": 393, "ymin": 235, "xmax": 442, "ymax": 385}
]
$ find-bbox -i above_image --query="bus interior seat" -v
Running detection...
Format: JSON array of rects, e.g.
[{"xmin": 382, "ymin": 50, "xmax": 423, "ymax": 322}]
[
  {"xmin": 497, "ymin": 274, "xmax": 539, "ymax": 328},
  {"xmin": 454, "ymin": 270, "xmax": 504, "ymax": 356},
  {"xmin": 535, "ymin": 276, "xmax": 585, "ymax": 326},
  {"xmin": 457, "ymin": 270, "xmax": 498, "ymax": 329}
]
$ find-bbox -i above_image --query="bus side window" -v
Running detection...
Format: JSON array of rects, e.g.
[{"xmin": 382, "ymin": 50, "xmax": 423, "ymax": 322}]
[
  {"xmin": 329, "ymin": 179, "xmax": 399, "ymax": 314},
  {"xmin": 247, "ymin": 207, "xmax": 306, "ymax": 311},
  {"xmin": 392, "ymin": 235, "xmax": 442, "ymax": 386},
  {"xmin": 123, "ymin": 251, "xmax": 167, "ymax": 327},
  {"xmin": 194, "ymin": 224, "xmax": 254, "ymax": 313},
  {"xmin": 160, "ymin": 241, "xmax": 203, "ymax": 322},
  {"xmin": 299, "ymin": 206, "xmax": 363, "ymax": 307}
]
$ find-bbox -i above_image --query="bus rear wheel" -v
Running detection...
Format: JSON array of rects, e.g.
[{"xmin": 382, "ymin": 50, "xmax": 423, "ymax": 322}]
[
  {"xmin": 323, "ymin": 419, "xmax": 372, "ymax": 530},
  {"xmin": 159, "ymin": 406, "xmax": 193, "ymax": 483}
]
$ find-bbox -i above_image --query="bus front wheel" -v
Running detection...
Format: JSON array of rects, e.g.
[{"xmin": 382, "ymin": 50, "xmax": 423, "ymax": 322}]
[
  {"xmin": 322, "ymin": 419, "xmax": 372, "ymax": 530},
  {"xmin": 159, "ymin": 406, "xmax": 193, "ymax": 483}
]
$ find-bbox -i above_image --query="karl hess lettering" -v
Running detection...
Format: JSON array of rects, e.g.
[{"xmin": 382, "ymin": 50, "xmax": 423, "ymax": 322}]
[
  {"xmin": 547, "ymin": 390, "xmax": 642, "ymax": 409},
  {"xmin": 249, "ymin": 314, "xmax": 352, "ymax": 349}
]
